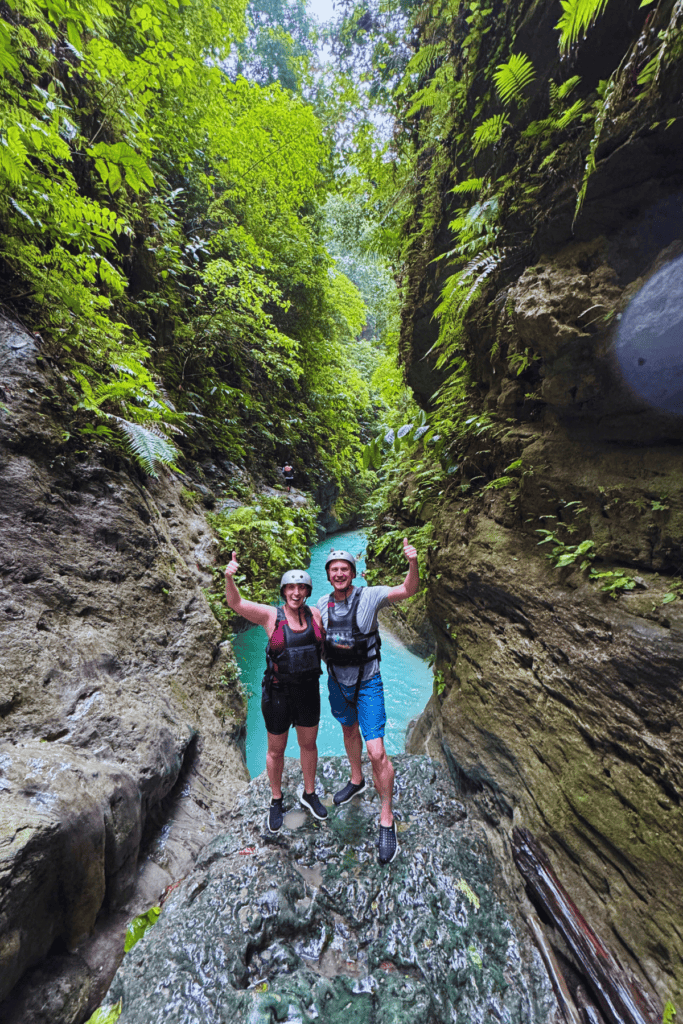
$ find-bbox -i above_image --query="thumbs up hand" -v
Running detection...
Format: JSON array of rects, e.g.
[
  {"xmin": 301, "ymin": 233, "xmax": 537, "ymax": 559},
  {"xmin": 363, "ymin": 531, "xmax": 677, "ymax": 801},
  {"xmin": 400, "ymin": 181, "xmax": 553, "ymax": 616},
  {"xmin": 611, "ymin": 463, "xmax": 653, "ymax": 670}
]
[
  {"xmin": 225, "ymin": 551, "xmax": 239, "ymax": 577},
  {"xmin": 402, "ymin": 537, "xmax": 418, "ymax": 562}
]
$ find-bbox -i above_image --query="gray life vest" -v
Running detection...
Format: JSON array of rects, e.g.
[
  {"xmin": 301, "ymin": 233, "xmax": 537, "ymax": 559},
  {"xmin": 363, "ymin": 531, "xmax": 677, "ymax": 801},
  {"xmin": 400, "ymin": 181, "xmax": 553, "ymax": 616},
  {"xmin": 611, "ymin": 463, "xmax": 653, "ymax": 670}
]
[{"xmin": 324, "ymin": 588, "xmax": 381, "ymax": 668}]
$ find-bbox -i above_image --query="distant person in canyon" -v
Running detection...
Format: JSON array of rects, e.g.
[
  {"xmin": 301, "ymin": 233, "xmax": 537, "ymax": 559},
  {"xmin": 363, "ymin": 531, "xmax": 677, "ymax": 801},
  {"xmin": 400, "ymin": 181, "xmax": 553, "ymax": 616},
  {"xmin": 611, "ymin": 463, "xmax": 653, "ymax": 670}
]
[
  {"xmin": 318, "ymin": 541, "xmax": 419, "ymax": 864},
  {"xmin": 224, "ymin": 554, "xmax": 327, "ymax": 832},
  {"xmin": 282, "ymin": 460, "xmax": 295, "ymax": 492}
]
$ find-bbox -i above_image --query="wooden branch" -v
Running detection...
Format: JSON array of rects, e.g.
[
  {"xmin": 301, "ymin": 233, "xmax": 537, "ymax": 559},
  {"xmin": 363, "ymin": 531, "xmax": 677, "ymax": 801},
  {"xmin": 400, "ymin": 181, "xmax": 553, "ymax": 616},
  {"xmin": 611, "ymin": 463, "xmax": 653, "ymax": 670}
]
[
  {"xmin": 526, "ymin": 911, "xmax": 583, "ymax": 1024},
  {"xmin": 511, "ymin": 827, "xmax": 660, "ymax": 1024},
  {"xmin": 576, "ymin": 983, "xmax": 608, "ymax": 1024}
]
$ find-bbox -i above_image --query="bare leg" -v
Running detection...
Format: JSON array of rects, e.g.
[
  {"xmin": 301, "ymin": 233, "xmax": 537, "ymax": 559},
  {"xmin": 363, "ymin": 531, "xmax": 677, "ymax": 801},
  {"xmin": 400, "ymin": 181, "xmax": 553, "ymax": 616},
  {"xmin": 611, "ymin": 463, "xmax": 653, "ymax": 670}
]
[
  {"xmin": 341, "ymin": 721, "xmax": 364, "ymax": 785},
  {"xmin": 295, "ymin": 724, "xmax": 319, "ymax": 793},
  {"xmin": 366, "ymin": 737, "xmax": 395, "ymax": 827},
  {"xmin": 266, "ymin": 730, "xmax": 288, "ymax": 799}
]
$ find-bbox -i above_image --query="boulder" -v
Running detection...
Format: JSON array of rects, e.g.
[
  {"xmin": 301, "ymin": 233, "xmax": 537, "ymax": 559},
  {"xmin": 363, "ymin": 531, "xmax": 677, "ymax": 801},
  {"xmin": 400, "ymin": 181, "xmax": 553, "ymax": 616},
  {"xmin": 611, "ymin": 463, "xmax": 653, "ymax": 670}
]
[{"xmin": 100, "ymin": 755, "xmax": 561, "ymax": 1024}]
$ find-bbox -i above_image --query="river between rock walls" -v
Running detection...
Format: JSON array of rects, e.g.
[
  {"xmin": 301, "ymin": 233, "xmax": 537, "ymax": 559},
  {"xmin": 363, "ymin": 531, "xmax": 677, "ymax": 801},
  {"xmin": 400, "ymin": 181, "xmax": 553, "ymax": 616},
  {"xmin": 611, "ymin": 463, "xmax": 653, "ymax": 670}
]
[{"xmin": 233, "ymin": 528, "xmax": 435, "ymax": 778}]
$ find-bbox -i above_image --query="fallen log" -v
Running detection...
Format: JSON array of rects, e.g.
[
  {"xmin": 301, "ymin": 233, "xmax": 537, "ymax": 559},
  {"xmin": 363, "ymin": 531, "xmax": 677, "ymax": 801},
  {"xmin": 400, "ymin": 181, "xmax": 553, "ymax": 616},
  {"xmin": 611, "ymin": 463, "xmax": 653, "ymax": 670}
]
[{"xmin": 511, "ymin": 827, "xmax": 660, "ymax": 1024}]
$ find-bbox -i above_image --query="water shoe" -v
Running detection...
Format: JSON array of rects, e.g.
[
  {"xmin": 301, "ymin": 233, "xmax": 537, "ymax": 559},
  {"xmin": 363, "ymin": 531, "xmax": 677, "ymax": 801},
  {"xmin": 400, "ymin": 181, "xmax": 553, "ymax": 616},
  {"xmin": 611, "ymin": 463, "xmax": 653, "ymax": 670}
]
[
  {"xmin": 333, "ymin": 778, "xmax": 367, "ymax": 805},
  {"xmin": 300, "ymin": 790, "xmax": 328, "ymax": 820},
  {"xmin": 378, "ymin": 822, "xmax": 400, "ymax": 865},
  {"xmin": 268, "ymin": 797, "xmax": 285, "ymax": 833}
]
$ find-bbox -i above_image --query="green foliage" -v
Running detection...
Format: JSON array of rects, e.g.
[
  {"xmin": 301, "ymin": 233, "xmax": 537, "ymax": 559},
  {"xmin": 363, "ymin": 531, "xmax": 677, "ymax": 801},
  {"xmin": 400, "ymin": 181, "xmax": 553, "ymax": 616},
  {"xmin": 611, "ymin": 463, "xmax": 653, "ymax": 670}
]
[
  {"xmin": 84, "ymin": 1003, "xmax": 122, "ymax": 1024},
  {"xmin": 208, "ymin": 495, "xmax": 318, "ymax": 631},
  {"xmin": 589, "ymin": 569, "xmax": 636, "ymax": 598},
  {"xmin": 231, "ymin": 0, "xmax": 314, "ymax": 91},
  {"xmin": 124, "ymin": 906, "xmax": 161, "ymax": 953},
  {"xmin": 361, "ymin": 408, "xmax": 429, "ymax": 470},
  {"xmin": 509, "ymin": 348, "xmax": 539, "ymax": 376},
  {"xmin": 472, "ymin": 115, "xmax": 509, "ymax": 155},
  {"xmin": 662, "ymin": 1001, "xmax": 676, "ymax": 1024},
  {"xmin": 483, "ymin": 475, "xmax": 515, "ymax": 491},
  {"xmin": 493, "ymin": 53, "xmax": 535, "ymax": 106},
  {"xmin": 365, "ymin": 520, "xmax": 433, "ymax": 589},
  {"xmin": 555, "ymin": 0, "xmax": 610, "ymax": 54},
  {"xmin": 661, "ymin": 581, "xmax": 683, "ymax": 606},
  {"xmin": 451, "ymin": 178, "xmax": 484, "ymax": 195},
  {"xmin": 0, "ymin": 0, "xmax": 379, "ymax": 488},
  {"xmin": 537, "ymin": 530, "xmax": 595, "ymax": 570}
]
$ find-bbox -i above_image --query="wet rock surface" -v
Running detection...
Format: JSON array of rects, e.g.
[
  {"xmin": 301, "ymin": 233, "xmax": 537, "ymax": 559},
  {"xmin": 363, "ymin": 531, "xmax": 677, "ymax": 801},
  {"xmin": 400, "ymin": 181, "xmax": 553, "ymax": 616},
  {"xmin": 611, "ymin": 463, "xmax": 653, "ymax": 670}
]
[
  {"xmin": 103, "ymin": 755, "xmax": 560, "ymax": 1024},
  {"xmin": 402, "ymin": 237, "xmax": 683, "ymax": 1007},
  {"xmin": 0, "ymin": 317, "xmax": 249, "ymax": 1015}
]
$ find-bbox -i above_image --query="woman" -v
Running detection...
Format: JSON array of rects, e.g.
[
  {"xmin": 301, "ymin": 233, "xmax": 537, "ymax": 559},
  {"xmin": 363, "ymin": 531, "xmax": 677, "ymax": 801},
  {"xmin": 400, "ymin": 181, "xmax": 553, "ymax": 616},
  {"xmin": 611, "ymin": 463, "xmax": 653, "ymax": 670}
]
[{"xmin": 224, "ymin": 552, "xmax": 327, "ymax": 833}]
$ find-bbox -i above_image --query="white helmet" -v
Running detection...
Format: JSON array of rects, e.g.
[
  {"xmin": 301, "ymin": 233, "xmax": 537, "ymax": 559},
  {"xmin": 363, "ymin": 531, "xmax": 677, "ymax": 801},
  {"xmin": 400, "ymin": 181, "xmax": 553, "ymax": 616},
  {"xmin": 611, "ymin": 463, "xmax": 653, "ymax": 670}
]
[
  {"xmin": 279, "ymin": 569, "xmax": 312, "ymax": 597},
  {"xmin": 324, "ymin": 550, "xmax": 357, "ymax": 579}
]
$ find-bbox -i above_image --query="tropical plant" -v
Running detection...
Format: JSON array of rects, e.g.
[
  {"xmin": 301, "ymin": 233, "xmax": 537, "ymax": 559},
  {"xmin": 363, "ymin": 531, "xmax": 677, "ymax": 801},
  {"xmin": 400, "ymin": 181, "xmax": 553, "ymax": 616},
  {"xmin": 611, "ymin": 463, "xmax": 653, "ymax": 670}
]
[
  {"xmin": 206, "ymin": 495, "xmax": 319, "ymax": 633},
  {"xmin": 472, "ymin": 114, "xmax": 509, "ymax": 155},
  {"xmin": 537, "ymin": 530, "xmax": 596, "ymax": 570},
  {"xmin": 493, "ymin": 53, "xmax": 535, "ymax": 106},
  {"xmin": 555, "ymin": 0, "xmax": 611, "ymax": 54}
]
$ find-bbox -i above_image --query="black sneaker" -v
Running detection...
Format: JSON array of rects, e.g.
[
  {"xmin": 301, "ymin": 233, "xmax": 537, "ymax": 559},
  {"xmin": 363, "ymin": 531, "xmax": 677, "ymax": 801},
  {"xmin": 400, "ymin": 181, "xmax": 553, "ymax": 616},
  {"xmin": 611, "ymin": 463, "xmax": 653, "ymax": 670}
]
[
  {"xmin": 333, "ymin": 778, "xmax": 367, "ymax": 806},
  {"xmin": 378, "ymin": 822, "xmax": 399, "ymax": 865},
  {"xmin": 268, "ymin": 798, "xmax": 285, "ymax": 833},
  {"xmin": 299, "ymin": 790, "xmax": 328, "ymax": 821}
]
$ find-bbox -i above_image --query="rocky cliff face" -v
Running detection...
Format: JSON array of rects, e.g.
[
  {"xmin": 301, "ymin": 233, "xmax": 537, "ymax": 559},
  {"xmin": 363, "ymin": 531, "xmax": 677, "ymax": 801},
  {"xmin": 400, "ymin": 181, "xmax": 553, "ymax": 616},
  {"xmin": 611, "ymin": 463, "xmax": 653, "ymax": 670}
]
[
  {"xmin": 399, "ymin": 0, "xmax": 683, "ymax": 1012},
  {"xmin": 0, "ymin": 318, "xmax": 249, "ymax": 1020}
]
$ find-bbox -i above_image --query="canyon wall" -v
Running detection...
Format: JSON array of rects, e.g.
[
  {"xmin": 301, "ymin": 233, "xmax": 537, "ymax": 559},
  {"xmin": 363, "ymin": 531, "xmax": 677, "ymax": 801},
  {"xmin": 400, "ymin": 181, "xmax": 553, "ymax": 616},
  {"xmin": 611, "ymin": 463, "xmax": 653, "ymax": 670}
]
[
  {"xmin": 400, "ymin": 0, "xmax": 683, "ymax": 1009},
  {"xmin": 0, "ymin": 318, "xmax": 249, "ymax": 1020}
]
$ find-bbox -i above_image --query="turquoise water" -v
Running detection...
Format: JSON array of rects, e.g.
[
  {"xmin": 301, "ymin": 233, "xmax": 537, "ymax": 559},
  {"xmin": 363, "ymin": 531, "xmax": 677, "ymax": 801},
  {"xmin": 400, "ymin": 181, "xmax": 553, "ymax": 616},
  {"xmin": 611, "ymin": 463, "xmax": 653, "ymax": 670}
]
[{"xmin": 233, "ymin": 528, "xmax": 435, "ymax": 778}]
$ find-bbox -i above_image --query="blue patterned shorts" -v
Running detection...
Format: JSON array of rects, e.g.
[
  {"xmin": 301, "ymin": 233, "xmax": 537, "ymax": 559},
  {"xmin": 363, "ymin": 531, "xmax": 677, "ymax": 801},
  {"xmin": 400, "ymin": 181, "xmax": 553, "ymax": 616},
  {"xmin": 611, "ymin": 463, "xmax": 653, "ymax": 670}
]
[{"xmin": 327, "ymin": 671, "xmax": 386, "ymax": 741}]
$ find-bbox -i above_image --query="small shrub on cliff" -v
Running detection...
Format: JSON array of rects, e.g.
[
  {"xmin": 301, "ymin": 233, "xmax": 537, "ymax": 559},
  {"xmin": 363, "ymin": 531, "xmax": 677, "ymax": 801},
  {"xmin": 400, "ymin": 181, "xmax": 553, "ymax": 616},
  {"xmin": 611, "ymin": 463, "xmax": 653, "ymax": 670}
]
[
  {"xmin": 207, "ymin": 495, "xmax": 319, "ymax": 632},
  {"xmin": 537, "ymin": 530, "xmax": 595, "ymax": 570}
]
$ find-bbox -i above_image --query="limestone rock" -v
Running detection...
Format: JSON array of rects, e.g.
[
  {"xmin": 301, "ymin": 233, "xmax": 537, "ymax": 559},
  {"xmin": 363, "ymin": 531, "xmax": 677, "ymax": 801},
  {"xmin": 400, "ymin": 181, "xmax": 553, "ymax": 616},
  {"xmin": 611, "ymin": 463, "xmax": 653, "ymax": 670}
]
[
  {"xmin": 100, "ymin": 756, "xmax": 561, "ymax": 1024},
  {"xmin": 0, "ymin": 317, "xmax": 249, "ymax": 1013}
]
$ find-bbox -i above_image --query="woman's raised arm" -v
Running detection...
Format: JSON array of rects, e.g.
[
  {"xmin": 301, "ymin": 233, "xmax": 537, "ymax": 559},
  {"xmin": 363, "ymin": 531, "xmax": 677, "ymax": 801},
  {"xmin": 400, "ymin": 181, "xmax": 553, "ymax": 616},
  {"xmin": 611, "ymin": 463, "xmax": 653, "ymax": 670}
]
[{"xmin": 224, "ymin": 551, "xmax": 277, "ymax": 633}]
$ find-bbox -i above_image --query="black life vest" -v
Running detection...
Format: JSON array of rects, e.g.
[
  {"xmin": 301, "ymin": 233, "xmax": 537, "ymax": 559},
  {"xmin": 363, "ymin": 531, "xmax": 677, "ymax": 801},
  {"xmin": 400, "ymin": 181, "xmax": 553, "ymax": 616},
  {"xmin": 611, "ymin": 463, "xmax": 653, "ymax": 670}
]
[
  {"xmin": 324, "ymin": 588, "xmax": 381, "ymax": 668},
  {"xmin": 264, "ymin": 605, "xmax": 322, "ymax": 689}
]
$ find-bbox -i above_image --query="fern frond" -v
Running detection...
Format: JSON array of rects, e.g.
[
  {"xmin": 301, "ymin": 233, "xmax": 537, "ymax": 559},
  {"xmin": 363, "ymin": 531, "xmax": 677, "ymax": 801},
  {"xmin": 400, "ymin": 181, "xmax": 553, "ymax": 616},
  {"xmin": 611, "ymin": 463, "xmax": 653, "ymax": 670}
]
[
  {"xmin": 637, "ymin": 54, "xmax": 658, "ymax": 86},
  {"xmin": 405, "ymin": 41, "xmax": 448, "ymax": 76},
  {"xmin": 556, "ymin": 75, "xmax": 581, "ymax": 102},
  {"xmin": 450, "ymin": 178, "xmax": 484, "ymax": 194},
  {"xmin": 111, "ymin": 417, "xmax": 178, "ymax": 477},
  {"xmin": 434, "ymin": 247, "xmax": 508, "ymax": 320},
  {"xmin": 472, "ymin": 115, "xmax": 509, "ymax": 155},
  {"xmin": 493, "ymin": 53, "xmax": 536, "ymax": 106},
  {"xmin": 556, "ymin": 0, "xmax": 610, "ymax": 54},
  {"xmin": 554, "ymin": 99, "xmax": 585, "ymax": 130}
]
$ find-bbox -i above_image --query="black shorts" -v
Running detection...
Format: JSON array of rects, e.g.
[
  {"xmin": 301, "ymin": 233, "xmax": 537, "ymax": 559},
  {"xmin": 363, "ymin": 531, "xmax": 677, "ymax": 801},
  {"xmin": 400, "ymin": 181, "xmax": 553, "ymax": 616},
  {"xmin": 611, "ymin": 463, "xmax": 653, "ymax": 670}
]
[{"xmin": 261, "ymin": 677, "xmax": 320, "ymax": 734}]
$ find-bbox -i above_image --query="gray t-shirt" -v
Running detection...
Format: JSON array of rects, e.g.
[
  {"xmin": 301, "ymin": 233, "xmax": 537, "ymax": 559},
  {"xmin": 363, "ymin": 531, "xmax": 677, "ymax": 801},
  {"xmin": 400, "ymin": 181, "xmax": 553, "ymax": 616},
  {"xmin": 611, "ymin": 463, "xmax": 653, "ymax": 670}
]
[{"xmin": 317, "ymin": 585, "xmax": 390, "ymax": 685}]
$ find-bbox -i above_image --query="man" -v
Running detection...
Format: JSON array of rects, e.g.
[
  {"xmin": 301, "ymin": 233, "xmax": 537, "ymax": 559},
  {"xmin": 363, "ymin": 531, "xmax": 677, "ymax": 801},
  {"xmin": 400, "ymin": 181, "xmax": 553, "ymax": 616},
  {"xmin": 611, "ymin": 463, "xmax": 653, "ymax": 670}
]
[{"xmin": 317, "ymin": 539, "xmax": 419, "ymax": 864}]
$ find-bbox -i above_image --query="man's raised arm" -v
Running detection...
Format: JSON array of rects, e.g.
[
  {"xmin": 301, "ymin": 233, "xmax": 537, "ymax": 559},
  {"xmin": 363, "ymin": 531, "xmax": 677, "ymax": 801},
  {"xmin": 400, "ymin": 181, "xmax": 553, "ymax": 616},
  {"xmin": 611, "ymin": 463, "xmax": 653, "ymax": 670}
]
[{"xmin": 387, "ymin": 538, "xmax": 419, "ymax": 604}]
